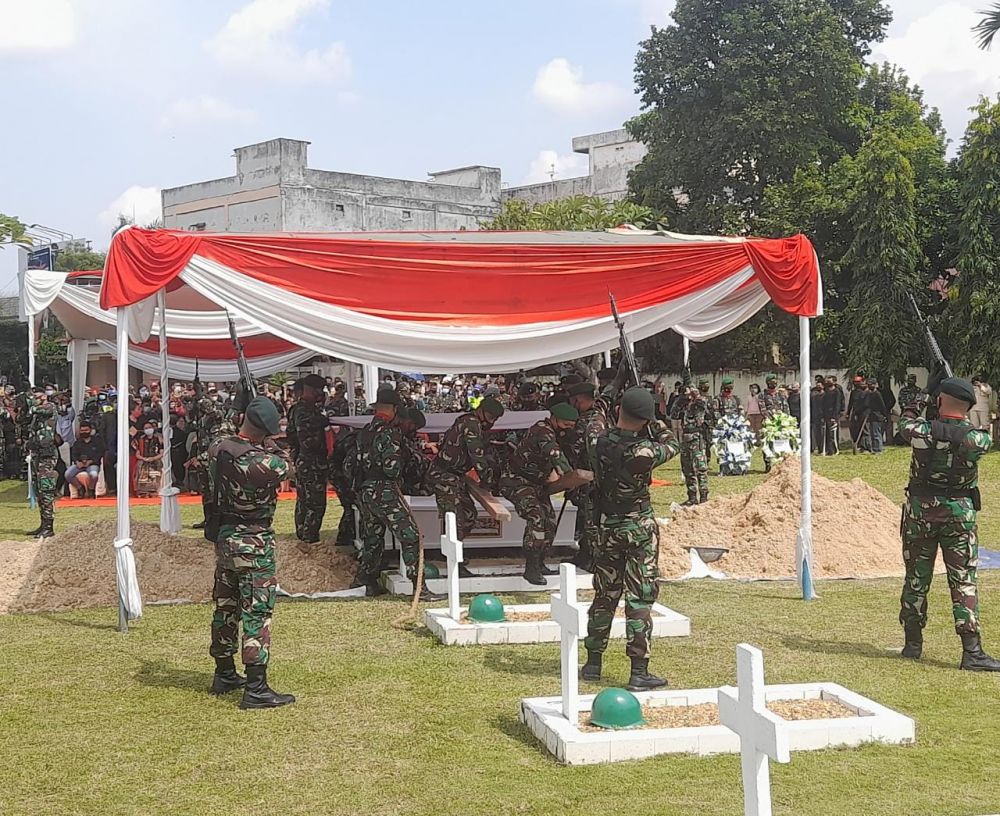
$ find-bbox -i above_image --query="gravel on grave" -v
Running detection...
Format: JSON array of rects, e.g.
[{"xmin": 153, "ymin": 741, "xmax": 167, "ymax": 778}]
[
  {"xmin": 460, "ymin": 607, "xmax": 629, "ymax": 624},
  {"xmin": 580, "ymin": 698, "xmax": 861, "ymax": 732}
]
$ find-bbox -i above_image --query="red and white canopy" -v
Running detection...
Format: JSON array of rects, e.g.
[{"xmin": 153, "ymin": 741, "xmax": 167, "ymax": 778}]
[{"xmin": 101, "ymin": 227, "xmax": 822, "ymax": 372}]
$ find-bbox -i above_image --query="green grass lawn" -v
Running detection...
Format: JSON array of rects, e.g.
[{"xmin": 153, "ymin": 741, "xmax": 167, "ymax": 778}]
[{"xmin": 5, "ymin": 447, "xmax": 1000, "ymax": 815}]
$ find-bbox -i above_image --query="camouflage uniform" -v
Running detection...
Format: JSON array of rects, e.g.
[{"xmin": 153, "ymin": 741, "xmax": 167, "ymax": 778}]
[
  {"xmin": 760, "ymin": 387, "xmax": 790, "ymax": 468},
  {"xmin": 898, "ymin": 384, "xmax": 921, "ymax": 411},
  {"xmin": 194, "ymin": 394, "xmax": 236, "ymax": 520},
  {"xmin": 898, "ymin": 403, "xmax": 990, "ymax": 635},
  {"xmin": 585, "ymin": 422, "xmax": 680, "ymax": 658},
  {"xmin": 681, "ymin": 395, "xmax": 710, "ymax": 504},
  {"xmin": 290, "ymin": 399, "xmax": 329, "ymax": 542},
  {"xmin": 356, "ymin": 414, "xmax": 421, "ymax": 582},
  {"xmin": 498, "ymin": 419, "xmax": 572, "ymax": 554},
  {"xmin": 429, "ymin": 413, "xmax": 494, "ymax": 540},
  {"xmin": 717, "ymin": 392, "xmax": 743, "ymax": 417},
  {"xmin": 208, "ymin": 435, "xmax": 289, "ymax": 667},
  {"xmin": 27, "ymin": 398, "xmax": 58, "ymax": 527},
  {"xmin": 566, "ymin": 401, "xmax": 610, "ymax": 563},
  {"xmin": 400, "ymin": 431, "xmax": 433, "ymax": 497},
  {"xmin": 328, "ymin": 428, "xmax": 359, "ymax": 546}
]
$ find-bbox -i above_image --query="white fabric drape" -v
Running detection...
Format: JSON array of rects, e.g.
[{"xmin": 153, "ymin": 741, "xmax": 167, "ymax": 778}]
[
  {"xmin": 177, "ymin": 256, "xmax": 765, "ymax": 372},
  {"xmin": 157, "ymin": 290, "xmax": 181, "ymax": 535},
  {"xmin": 363, "ymin": 364, "xmax": 379, "ymax": 406},
  {"xmin": 21, "ymin": 269, "xmax": 67, "ymax": 318},
  {"xmin": 68, "ymin": 339, "xmax": 89, "ymax": 413},
  {"xmin": 92, "ymin": 340, "xmax": 315, "ymax": 380}
]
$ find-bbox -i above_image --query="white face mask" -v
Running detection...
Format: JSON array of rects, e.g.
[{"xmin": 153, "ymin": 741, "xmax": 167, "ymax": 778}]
[
  {"xmin": 278, "ymin": 423, "xmax": 288, "ymax": 432},
  {"xmin": 45, "ymin": 389, "xmax": 54, "ymax": 397},
  {"xmin": 143, "ymin": 428, "xmax": 154, "ymax": 437}
]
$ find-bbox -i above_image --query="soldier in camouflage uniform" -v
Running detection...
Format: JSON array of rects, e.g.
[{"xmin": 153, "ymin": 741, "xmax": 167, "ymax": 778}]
[
  {"xmin": 760, "ymin": 373, "xmax": 790, "ymax": 472},
  {"xmin": 354, "ymin": 387, "xmax": 441, "ymax": 600},
  {"xmin": 290, "ymin": 374, "xmax": 330, "ymax": 545},
  {"xmin": 717, "ymin": 376, "xmax": 742, "ymax": 417},
  {"xmin": 499, "ymin": 402, "xmax": 577, "ymax": 584},
  {"xmin": 25, "ymin": 387, "xmax": 58, "ymax": 538},
  {"xmin": 581, "ymin": 386, "xmax": 680, "ymax": 690},
  {"xmin": 680, "ymin": 386, "xmax": 710, "ymax": 505},
  {"xmin": 329, "ymin": 426, "xmax": 359, "ymax": 547},
  {"xmin": 190, "ymin": 383, "xmax": 236, "ymax": 529},
  {"xmin": 207, "ymin": 397, "xmax": 296, "ymax": 708},
  {"xmin": 565, "ymin": 382, "xmax": 609, "ymax": 571},
  {"xmin": 897, "ymin": 374, "xmax": 921, "ymax": 414},
  {"xmin": 511, "ymin": 381, "xmax": 542, "ymax": 411},
  {"xmin": 697, "ymin": 378, "xmax": 716, "ymax": 466},
  {"xmin": 398, "ymin": 407, "xmax": 433, "ymax": 497},
  {"xmin": 429, "ymin": 397, "xmax": 505, "ymax": 576},
  {"xmin": 897, "ymin": 377, "xmax": 1000, "ymax": 671}
]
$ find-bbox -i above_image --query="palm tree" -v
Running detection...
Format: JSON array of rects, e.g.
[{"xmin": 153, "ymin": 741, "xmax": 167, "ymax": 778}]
[{"xmin": 974, "ymin": 3, "xmax": 1000, "ymax": 49}]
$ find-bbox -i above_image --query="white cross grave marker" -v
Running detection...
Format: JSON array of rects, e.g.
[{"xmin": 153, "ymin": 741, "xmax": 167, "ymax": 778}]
[
  {"xmin": 717, "ymin": 644, "xmax": 791, "ymax": 816},
  {"xmin": 440, "ymin": 511, "xmax": 464, "ymax": 622},
  {"xmin": 550, "ymin": 562, "xmax": 588, "ymax": 725}
]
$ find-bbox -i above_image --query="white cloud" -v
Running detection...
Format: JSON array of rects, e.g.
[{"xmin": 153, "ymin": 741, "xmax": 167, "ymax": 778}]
[
  {"xmin": 98, "ymin": 186, "xmax": 162, "ymax": 229},
  {"xmin": 532, "ymin": 57, "xmax": 630, "ymax": 115},
  {"xmin": 520, "ymin": 149, "xmax": 590, "ymax": 185},
  {"xmin": 205, "ymin": 0, "xmax": 352, "ymax": 84},
  {"xmin": 0, "ymin": 0, "xmax": 75, "ymax": 54},
  {"xmin": 160, "ymin": 95, "xmax": 258, "ymax": 128}
]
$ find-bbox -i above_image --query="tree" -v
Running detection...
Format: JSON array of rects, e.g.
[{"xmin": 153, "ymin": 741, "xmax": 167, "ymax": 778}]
[
  {"xmin": 975, "ymin": 2, "xmax": 1000, "ymax": 49},
  {"xmin": 0, "ymin": 213, "xmax": 30, "ymax": 245},
  {"xmin": 36, "ymin": 330, "xmax": 69, "ymax": 386},
  {"xmin": 53, "ymin": 246, "xmax": 106, "ymax": 272},
  {"xmin": 953, "ymin": 96, "xmax": 1000, "ymax": 381},
  {"xmin": 628, "ymin": 0, "xmax": 891, "ymax": 233},
  {"xmin": 482, "ymin": 196, "xmax": 662, "ymax": 231}
]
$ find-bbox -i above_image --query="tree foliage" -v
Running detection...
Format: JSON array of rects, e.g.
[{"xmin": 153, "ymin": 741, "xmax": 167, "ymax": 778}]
[
  {"xmin": 53, "ymin": 247, "xmax": 106, "ymax": 272},
  {"xmin": 0, "ymin": 213, "xmax": 30, "ymax": 245},
  {"xmin": 482, "ymin": 196, "xmax": 663, "ymax": 231},
  {"xmin": 36, "ymin": 330, "xmax": 69, "ymax": 387},
  {"xmin": 975, "ymin": 2, "xmax": 1000, "ymax": 49}
]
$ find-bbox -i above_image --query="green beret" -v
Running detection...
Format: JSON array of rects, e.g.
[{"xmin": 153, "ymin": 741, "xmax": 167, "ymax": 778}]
[
  {"xmin": 721, "ymin": 377, "xmax": 734, "ymax": 386},
  {"xmin": 408, "ymin": 408, "xmax": 426, "ymax": 430},
  {"xmin": 620, "ymin": 386, "xmax": 656, "ymax": 420},
  {"xmin": 765, "ymin": 373, "xmax": 778, "ymax": 381},
  {"xmin": 375, "ymin": 386, "xmax": 401, "ymax": 406},
  {"xmin": 567, "ymin": 382, "xmax": 596, "ymax": 398},
  {"xmin": 938, "ymin": 377, "xmax": 976, "ymax": 406},
  {"xmin": 480, "ymin": 396, "xmax": 505, "ymax": 418},
  {"xmin": 302, "ymin": 373, "xmax": 326, "ymax": 390},
  {"xmin": 246, "ymin": 396, "xmax": 281, "ymax": 435},
  {"xmin": 550, "ymin": 402, "xmax": 579, "ymax": 421},
  {"xmin": 698, "ymin": 378, "xmax": 709, "ymax": 386}
]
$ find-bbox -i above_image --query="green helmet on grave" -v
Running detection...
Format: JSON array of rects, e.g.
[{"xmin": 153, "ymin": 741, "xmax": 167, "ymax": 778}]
[
  {"xmin": 590, "ymin": 688, "xmax": 645, "ymax": 729},
  {"xmin": 468, "ymin": 593, "xmax": 505, "ymax": 623},
  {"xmin": 424, "ymin": 562, "xmax": 441, "ymax": 580}
]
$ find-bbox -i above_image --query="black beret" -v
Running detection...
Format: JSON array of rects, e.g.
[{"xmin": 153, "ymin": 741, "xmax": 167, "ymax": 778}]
[
  {"xmin": 246, "ymin": 396, "xmax": 280, "ymax": 435},
  {"xmin": 567, "ymin": 382, "xmax": 596, "ymax": 398},
  {"xmin": 938, "ymin": 377, "xmax": 976, "ymax": 406},
  {"xmin": 375, "ymin": 386, "xmax": 401, "ymax": 406},
  {"xmin": 408, "ymin": 408, "xmax": 426, "ymax": 430},
  {"xmin": 518, "ymin": 382, "xmax": 539, "ymax": 397},
  {"xmin": 302, "ymin": 374, "xmax": 326, "ymax": 390}
]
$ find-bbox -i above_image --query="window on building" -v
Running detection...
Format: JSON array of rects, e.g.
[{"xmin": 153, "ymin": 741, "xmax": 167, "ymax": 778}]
[
  {"xmin": 401, "ymin": 210, "xmax": 412, "ymax": 221},
  {"xmin": 190, "ymin": 222, "xmax": 206, "ymax": 231},
  {"xmin": 335, "ymin": 204, "xmax": 345, "ymax": 214}
]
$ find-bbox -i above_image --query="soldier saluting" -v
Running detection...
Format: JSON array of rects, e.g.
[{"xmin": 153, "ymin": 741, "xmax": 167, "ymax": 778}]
[{"xmin": 898, "ymin": 377, "xmax": 1000, "ymax": 671}]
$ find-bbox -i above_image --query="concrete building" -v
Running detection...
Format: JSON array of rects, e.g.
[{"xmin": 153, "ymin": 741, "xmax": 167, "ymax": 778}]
[
  {"xmin": 502, "ymin": 129, "xmax": 646, "ymax": 206},
  {"xmin": 162, "ymin": 138, "xmax": 502, "ymax": 233}
]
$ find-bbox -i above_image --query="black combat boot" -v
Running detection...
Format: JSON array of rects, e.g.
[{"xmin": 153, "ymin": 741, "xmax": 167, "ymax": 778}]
[
  {"xmin": 239, "ymin": 665, "xmax": 295, "ymax": 709},
  {"xmin": 959, "ymin": 633, "xmax": 1000, "ymax": 672},
  {"xmin": 580, "ymin": 651, "xmax": 603, "ymax": 681},
  {"xmin": 569, "ymin": 547, "xmax": 593, "ymax": 573},
  {"xmin": 699, "ymin": 490, "xmax": 710, "ymax": 505},
  {"xmin": 25, "ymin": 523, "xmax": 43, "ymax": 536},
  {"xmin": 681, "ymin": 492, "xmax": 698, "ymax": 507},
  {"xmin": 626, "ymin": 658, "xmax": 668, "ymax": 691},
  {"xmin": 365, "ymin": 581, "xmax": 388, "ymax": 597},
  {"xmin": 900, "ymin": 624, "xmax": 923, "ymax": 659},
  {"xmin": 210, "ymin": 656, "xmax": 246, "ymax": 695},
  {"xmin": 192, "ymin": 520, "xmax": 206, "ymax": 530},
  {"xmin": 36, "ymin": 521, "xmax": 54, "ymax": 540},
  {"xmin": 540, "ymin": 553, "xmax": 559, "ymax": 576},
  {"xmin": 523, "ymin": 551, "xmax": 546, "ymax": 586}
]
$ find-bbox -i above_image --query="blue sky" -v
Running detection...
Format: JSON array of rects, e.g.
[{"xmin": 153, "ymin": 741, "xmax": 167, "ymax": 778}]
[{"xmin": 1, "ymin": 0, "xmax": 998, "ymax": 292}]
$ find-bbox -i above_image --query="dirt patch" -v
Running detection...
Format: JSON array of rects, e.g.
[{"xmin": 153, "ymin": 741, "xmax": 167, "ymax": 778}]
[
  {"xmin": 657, "ymin": 457, "xmax": 918, "ymax": 580},
  {"xmin": 582, "ymin": 697, "xmax": 861, "ymax": 731},
  {"xmin": 3, "ymin": 520, "xmax": 355, "ymax": 614}
]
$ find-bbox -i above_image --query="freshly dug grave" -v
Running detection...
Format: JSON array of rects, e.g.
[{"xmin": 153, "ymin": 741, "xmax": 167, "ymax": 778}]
[
  {"xmin": 657, "ymin": 457, "xmax": 916, "ymax": 580},
  {"xmin": 2, "ymin": 520, "xmax": 355, "ymax": 614},
  {"xmin": 581, "ymin": 698, "xmax": 861, "ymax": 732}
]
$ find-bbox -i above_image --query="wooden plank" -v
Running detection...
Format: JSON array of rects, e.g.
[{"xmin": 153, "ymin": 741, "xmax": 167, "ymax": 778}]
[{"xmin": 466, "ymin": 478, "xmax": 512, "ymax": 521}]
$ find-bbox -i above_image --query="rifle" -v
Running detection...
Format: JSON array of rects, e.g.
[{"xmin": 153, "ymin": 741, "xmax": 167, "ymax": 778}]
[
  {"xmin": 609, "ymin": 290, "xmax": 640, "ymax": 388},
  {"xmin": 907, "ymin": 293, "xmax": 953, "ymax": 378},
  {"xmin": 226, "ymin": 311, "xmax": 258, "ymax": 400}
]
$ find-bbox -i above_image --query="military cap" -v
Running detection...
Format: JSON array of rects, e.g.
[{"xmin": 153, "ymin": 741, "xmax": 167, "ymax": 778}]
[
  {"xmin": 518, "ymin": 381, "xmax": 539, "ymax": 397},
  {"xmin": 375, "ymin": 385, "xmax": 402, "ymax": 406},
  {"xmin": 408, "ymin": 408, "xmax": 427, "ymax": 430},
  {"xmin": 938, "ymin": 377, "xmax": 976, "ymax": 406},
  {"xmin": 765, "ymin": 373, "xmax": 778, "ymax": 381},
  {"xmin": 721, "ymin": 376, "xmax": 734, "ymax": 386},
  {"xmin": 620, "ymin": 386, "xmax": 656, "ymax": 420},
  {"xmin": 560, "ymin": 373, "xmax": 584, "ymax": 386},
  {"xmin": 567, "ymin": 382, "xmax": 596, "ymax": 398},
  {"xmin": 302, "ymin": 373, "xmax": 326, "ymax": 390},
  {"xmin": 480, "ymin": 396, "xmax": 505, "ymax": 418},
  {"xmin": 550, "ymin": 402, "xmax": 580, "ymax": 422},
  {"xmin": 246, "ymin": 396, "xmax": 281, "ymax": 435}
]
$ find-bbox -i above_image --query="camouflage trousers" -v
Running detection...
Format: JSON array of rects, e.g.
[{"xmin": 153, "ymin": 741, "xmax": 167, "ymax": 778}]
[
  {"xmin": 681, "ymin": 433, "xmax": 708, "ymax": 502},
  {"xmin": 210, "ymin": 526, "xmax": 278, "ymax": 667},
  {"xmin": 585, "ymin": 512, "xmax": 660, "ymax": 659},
  {"xmin": 432, "ymin": 470, "xmax": 478, "ymax": 541},
  {"xmin": 900, "ymin": 499, "xmax": 980, "ymax": 635},
  {"xmin": 31, "ymin": 453, "xmax": 58, "ymax": 524},
  {"xmin": 294, "ymin": 457, "xmax": 328, "ymax": 542},
  {"xmin": 333, "ymin": 487, "xmax": 357, "ymax": 548},
  {"xmin": 358, "ymin": 480, "xmax": 420, "ymax": 581},
  {"xmin": 499, "ymin": 475, "xmax": 555, "ymax": 553},
  {"xmin": 568, "ymin": 484, "xmax": 597, "ymax": 565}
]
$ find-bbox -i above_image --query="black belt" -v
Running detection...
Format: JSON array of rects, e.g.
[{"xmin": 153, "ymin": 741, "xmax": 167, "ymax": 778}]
[
  {"xmin": 906, "ymin": 484, "xmax": 981, "ymax": 511},
  {"xmin": 218, "ymin": 513, "xmax": 270, "ymax": 526},
  {"xmin": 599, "ymin": 499, "xmax": 651, "ymax": 516}
]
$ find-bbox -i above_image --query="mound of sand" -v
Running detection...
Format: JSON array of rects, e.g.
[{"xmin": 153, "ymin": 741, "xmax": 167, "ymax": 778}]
[
  {"xmin": 658, "ymin": 457, "xmax": 910, "ymax": 580},
  {"xmin": 2, "ymin": 521, "xmax": 355, "ymax": 614}
]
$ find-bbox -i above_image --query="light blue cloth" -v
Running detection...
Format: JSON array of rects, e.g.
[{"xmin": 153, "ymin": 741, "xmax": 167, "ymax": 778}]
[{"xmin": 56, "ymin": 405, "xmax": 76, "ymax": 447}]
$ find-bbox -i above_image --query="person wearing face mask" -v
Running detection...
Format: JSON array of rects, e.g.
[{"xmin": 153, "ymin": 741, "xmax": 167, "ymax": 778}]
[
  {"xmin": 131, "ymin": 421, "xmax": 165, "ymax": 497},
  {"xmin": 289, "ymin": 374, "xmax": 330, "ymax": 548},
  {"xmin": 898, "ymin": 377, "xmax": 1000, "ymax": 671},
  {"xmin": 680, "ymin": 386, "xmax": 710, "ymax": 506},
  {"xmin": 499, "ymin": 402, "xmax": 578, "ymax": 585},
  {"xmin": 429, "ymin": 396, "xmax": 506, "ymax": 577},
  {"xmin": 66, "ymin": 420, "xmax": 105, "ymax": 499},
  {"xmin": 54, "ymin": 393, "xmax": 76, "ymax": 474},
  {"xmin": 717, "ymin": 377, "xmax": 742, "ymax": 417}
]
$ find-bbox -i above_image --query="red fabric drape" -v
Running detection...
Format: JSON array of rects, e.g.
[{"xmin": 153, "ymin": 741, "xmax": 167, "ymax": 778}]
[
  {"xmin": 135, "ymin": 334, "xmax": 300, "ymax": 359},
  {"xmin": 101, "ymin": 228, "xmax": 821, "ymax": 321}
]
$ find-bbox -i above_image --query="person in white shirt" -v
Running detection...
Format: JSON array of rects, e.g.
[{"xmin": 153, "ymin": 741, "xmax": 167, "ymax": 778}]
[{"xmin": 971, "ymin": 376, "xmax": 993, "ymax": 432}]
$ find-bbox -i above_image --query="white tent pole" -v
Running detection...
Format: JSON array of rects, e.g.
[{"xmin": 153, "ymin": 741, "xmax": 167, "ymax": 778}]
[
  {"xmin": 27, "ymin": 315, "xmax": 35, "ymax": 387},
  {"xmin": 345, "ymin": 360, "xmax": 357, "ymax": 416},
  {"xmin": 116, "ymin": 307, "xmax": 131, "ymax": 543},
  {"xmin": 682, "ymin": 336, "xmax": 690, "ymax": 369},
  {"xmin": 603, "ymin": 349, "xmax": 612, "ymax": 369},
  {"xmin": 797, "ymin": 315, "xmax": 816, "ymax": 601},
  {"xmin": 69, "ymin": 338, "xmax": 88, "ymax": 413},
  {"xmin": 157, "ymin": 290, "xmax": 181, "ymax": 534},
  {"xmin": 363, "ymin": 364, "xmax": 379, "ymax": 406}
]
